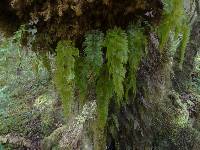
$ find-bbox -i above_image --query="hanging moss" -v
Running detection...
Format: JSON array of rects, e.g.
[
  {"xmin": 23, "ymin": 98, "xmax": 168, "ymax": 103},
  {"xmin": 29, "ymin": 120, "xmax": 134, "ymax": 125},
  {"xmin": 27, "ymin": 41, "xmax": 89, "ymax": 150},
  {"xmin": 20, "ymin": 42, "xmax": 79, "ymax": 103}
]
[
  {"xmin": 95, "ymin": 65, "xmax": 113, "ymax": 150},
  {"xmin": 54, "ymin": 40, "xmax": 79, "ymax": 117}
]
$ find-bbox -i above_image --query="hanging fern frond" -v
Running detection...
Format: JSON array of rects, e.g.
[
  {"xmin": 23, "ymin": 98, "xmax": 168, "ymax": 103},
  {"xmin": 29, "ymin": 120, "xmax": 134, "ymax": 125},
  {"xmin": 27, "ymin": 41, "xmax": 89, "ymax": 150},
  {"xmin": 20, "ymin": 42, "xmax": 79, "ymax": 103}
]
[
  {"xmin": 95, "ymin": 65, "xmax": 113, "ymax": 150},
  {"xmin": 54, "ymin": 40, "xmax": 79, "ymax": 117},
  {"xmin": 158, "ymin": 0, "xmax": 188, "ymax": 50},
  {"xmin": 75, "ymin": 31, "xmax": 104, "ymax": 105},
  {"xmin": 104, "ymin": 27, "xmax": 129, "ymax": 103},
  {"xmin": 125, "ymin": 26, "xmax": 147, "ymax": 100},
  {"xmin": 96, "ymin": 66, "xmax": 113, "ymax": 129},
  {"xmin": 83, "ymin": 30, "xmax": 104, "ymax": 76}
]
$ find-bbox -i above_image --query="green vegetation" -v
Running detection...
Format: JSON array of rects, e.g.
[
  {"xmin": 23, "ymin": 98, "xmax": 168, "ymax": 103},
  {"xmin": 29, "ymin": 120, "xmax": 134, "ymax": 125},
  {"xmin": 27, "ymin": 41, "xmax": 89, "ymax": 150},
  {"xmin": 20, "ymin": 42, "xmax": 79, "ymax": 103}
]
[
  {"xmin": 54, "ymin": 40, "xmax": 79, "ymax": 117},
  {"xmin": 104, "ymin": 28, "xmax": 129, "ymax": 103},
  {"xmin": 1, "ymin": 0, "xmax": 199, "ymax": 149},
  {"xmin": 0, "ymin": 26, "xmax": 63, "ymax": 149},
  {"xmin": 191, "ymin": 52, "xmax": 200, "ymax": 94},
  {"xmin": 126, "ymin": 26, "xmax": 147, "ymax": 100},
  {"xmin": 158, "ymin": 0, "xmax": 190, "ymax": 68}
]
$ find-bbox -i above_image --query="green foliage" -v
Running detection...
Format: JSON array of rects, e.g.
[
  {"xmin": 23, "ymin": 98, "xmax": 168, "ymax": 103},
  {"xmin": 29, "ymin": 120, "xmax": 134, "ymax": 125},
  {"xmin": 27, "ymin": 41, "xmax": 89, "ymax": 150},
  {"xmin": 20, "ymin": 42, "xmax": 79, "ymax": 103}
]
[
  {"xmin": 39, "ymin": 52, "xmax": 52, "ymax": 75},
  {"xmin": 95, "ymin": 66, "xmax": 113, "ymax": 150},
  {"xmin": 158, "ymin": 0, "xmax": 190, "ymax": 53},
  {"xmin": 75, "ymin": 31, "xmax": 104, "ymax": 104},
  {"xmin": 104, "ymin": 27, "xmax": 129, "ymax": 103},
  {"xmin": 74, "ymin": 58, "xmax": 89, "ymax": 104},
  {"xmin": 126, "ymin": 26, "xmax": 147, "ymax": 100},
  {"xmin": 178, "ymin": 24, "xmax": 190, "ymax": 69},
  {"xmin": 96, "ymin": 66, "xmax": 113, "ymax": 129},
  {"xmin": 54, "ymin": 40, "xmax": 79, "ymax": 117},
  {"xmin": 83, "ymin": 30, "xmax": 104, "ymax": 76},
  {"xmin": 0, "ymin": 25, "xmax": 57, "ymax": 142}
]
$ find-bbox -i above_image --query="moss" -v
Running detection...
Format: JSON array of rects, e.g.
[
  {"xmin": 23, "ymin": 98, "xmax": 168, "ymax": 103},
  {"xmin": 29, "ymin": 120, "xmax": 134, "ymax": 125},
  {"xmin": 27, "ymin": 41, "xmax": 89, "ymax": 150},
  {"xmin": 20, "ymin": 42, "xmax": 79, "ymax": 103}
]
[
  {"xmin": 42, "ymin": 126, "xmax": 68, "ymax": 150},
  {"xmin": 54, "ymin": 40, "xmax": 79, "ymax": 117}
]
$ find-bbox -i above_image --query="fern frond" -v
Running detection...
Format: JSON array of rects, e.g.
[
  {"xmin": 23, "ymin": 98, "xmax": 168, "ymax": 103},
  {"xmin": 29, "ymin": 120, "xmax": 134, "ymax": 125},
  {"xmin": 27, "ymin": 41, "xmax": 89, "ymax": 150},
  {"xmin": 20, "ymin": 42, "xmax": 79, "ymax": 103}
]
[
  {"xmin": 74, "ymin": 58, "xmax": 89, "ymax": 105},
  {"xmin": 158, "ymin": 0, "xmax": 187, "ymax": 50},
  {"xmin": 126, "ymin": 26, "xmax": 147, "ymax": 100},
  {"xmin": 75, "ymin": 31, "xmax": 104, "ymax": 105},
  {"xmin": 54, "ymin": 40, "xmax": 79, "ymax": 117},
  {"xmin": 104, "ymin": 27, "xmax": 129, "ymax": 103},
  {"xmin": 83, "ymin": 30, "xmax": 104, "ymax": 76}
]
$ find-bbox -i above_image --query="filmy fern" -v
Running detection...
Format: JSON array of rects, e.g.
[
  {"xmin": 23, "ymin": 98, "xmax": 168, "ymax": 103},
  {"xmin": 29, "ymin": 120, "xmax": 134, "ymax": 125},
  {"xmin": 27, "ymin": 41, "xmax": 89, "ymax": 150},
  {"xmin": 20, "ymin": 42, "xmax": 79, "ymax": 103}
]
[
  {"xmin": 104, "ymin": 27, "xmax": 129, "ymax": 103},
  {"xmin": 54, "ymin": 40, "xmax": 79, "ymax": 117},
  {"xmin": 126, "ymin": 26, "xmax": 147, "ymax": 100}
]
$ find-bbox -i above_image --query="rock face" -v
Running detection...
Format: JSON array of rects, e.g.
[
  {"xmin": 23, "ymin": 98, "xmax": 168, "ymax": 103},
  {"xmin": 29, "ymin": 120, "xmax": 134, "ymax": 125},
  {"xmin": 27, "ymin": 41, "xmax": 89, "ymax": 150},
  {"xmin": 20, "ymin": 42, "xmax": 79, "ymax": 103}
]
[{"xmin": 0, "ymin": 0, "xmax": 163, "ymax": 51}]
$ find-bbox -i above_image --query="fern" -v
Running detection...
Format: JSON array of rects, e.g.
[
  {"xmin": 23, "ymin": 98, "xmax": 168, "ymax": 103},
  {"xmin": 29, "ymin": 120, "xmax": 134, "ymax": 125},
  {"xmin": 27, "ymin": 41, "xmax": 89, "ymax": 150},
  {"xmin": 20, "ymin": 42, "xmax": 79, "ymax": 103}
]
[
  {"xmin": 54, "ymin": 40, "xmax": 79, "ymax": 117},
  {"xmin": 83, "ymin": 30, "xmax": 104, "ymax": 76},
  {"xmin": 126, "ymin": 26, "xmax": 147, "ymax": 100},
  {"xmin": 104, "ymin": 27, "xmax": 129, "ymax": 103},
  {"xmin": 95, "ymin": 65, "xmax": 113, "ymax": 150},
  {"xmin": 96, "ymin": 66, "xmax": 113, "ymax": 129},
  {"xmin": 74, "ymin": 58, "xmax": 89, "ymax": 105},
  {"xmin": 75, "ymin": 31, "xmax": 104, "ymax": 104},
  {"xmin": 158, "ymin": 0, "xmax": 188, "ymax": 50}
]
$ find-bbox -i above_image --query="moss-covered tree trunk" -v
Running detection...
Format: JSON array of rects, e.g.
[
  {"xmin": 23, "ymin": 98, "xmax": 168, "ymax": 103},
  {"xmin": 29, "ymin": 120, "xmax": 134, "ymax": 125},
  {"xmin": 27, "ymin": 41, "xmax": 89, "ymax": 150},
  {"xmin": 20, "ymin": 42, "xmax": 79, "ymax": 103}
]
[{"xmin": 1, "ymin": 0, "xmax": 200, "ymax": 149}]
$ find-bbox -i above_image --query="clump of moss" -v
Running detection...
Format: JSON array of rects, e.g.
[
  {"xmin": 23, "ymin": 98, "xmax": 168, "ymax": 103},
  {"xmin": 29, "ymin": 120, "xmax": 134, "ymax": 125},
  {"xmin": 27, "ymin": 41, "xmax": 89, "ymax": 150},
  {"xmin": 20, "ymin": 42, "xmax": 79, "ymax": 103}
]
[{"xmin": 54, "ymin": 40, "xmax": 79, "ymax": 117}]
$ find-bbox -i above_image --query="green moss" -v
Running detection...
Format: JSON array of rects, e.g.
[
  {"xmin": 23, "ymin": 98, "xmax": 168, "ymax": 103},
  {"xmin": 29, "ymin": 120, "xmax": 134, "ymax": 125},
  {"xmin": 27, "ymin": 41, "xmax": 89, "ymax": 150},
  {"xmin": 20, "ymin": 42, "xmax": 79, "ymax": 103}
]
[
  {"xmin": 54, "ymin": 40, "xmax": 79, "ymax": 117},
  {"xmin": 96, "ymin": 65, "xmax": 113, "ymax": 130}
]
